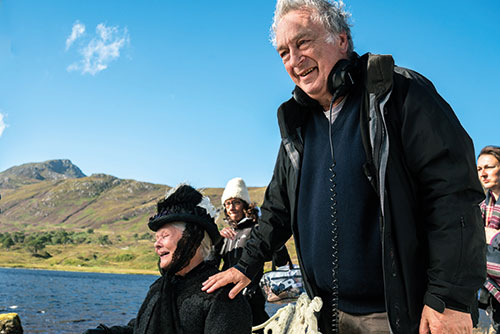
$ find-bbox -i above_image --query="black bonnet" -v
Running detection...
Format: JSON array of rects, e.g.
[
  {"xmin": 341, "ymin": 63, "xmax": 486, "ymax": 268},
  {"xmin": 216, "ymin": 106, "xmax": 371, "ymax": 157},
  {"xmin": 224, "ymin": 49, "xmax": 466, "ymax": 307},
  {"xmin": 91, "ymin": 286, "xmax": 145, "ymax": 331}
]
[{"xmin": 148, "ymin": 184, "xmax": 221, "ymax": 246}]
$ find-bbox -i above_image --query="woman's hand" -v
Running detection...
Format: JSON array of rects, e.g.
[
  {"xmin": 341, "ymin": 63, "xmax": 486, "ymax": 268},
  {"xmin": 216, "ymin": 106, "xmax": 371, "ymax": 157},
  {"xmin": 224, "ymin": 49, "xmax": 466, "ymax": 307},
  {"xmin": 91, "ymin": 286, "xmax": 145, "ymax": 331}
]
[{"xmin": 220, "ymin": 227, "xmax": 237, "ymax": 240}]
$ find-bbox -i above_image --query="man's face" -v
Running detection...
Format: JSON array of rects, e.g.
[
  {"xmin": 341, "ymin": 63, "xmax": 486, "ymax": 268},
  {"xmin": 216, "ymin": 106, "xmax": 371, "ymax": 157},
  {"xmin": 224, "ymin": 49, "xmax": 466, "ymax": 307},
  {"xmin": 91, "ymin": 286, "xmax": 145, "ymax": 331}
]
[
  {"xmin": 224, "ymin": 198, "xmax": 245, "ymax": 222},
  {"xmin": 478, "ymin": 154, "xmax": 500, "ymax": 194},
  {"xmin": 275, "ymin": 9, "xmax": 349, "ymax": 108},
  {"xmin": 154, "ymin": 224, "xmax": 184, "ymax": 270}
]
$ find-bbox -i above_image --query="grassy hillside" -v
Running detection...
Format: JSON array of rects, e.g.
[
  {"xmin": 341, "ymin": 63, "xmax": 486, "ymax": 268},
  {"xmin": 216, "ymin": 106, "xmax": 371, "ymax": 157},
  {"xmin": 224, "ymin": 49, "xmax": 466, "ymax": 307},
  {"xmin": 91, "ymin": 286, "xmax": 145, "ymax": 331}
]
[
  {"xmin": 0, "ymin": 160, "xmax": 297, "ymax": 274},
  {"xmin": 0, "ymin": 238, "xmax": 158, "ymax": 274},
  {"xmin": 0, "ymin": 174, "xmax": 167, "ymax": 233}
]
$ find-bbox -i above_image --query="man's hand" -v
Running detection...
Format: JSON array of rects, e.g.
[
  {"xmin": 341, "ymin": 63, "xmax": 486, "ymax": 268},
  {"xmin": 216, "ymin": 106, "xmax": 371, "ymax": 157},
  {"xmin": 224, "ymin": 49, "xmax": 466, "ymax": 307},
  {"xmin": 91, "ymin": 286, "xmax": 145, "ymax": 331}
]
[
  {"xmin": 220, "ymin": 227, "xmax": 237, "ymax": 240},
  {"xmin": 202, "ymin": 267, "xmax": 251, "ymax": 299},
  {"xmin": 419, "ymin": 305, "xmax": 472, "ymax": 334}
]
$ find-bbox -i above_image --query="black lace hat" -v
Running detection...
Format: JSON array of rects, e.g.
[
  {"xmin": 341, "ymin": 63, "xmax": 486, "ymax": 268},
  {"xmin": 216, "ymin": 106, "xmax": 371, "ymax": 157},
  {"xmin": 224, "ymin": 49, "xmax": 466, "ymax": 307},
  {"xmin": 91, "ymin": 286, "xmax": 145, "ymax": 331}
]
[{"xmin": 148, "ymin": 184, "xmax": 221, "ymax": 246}]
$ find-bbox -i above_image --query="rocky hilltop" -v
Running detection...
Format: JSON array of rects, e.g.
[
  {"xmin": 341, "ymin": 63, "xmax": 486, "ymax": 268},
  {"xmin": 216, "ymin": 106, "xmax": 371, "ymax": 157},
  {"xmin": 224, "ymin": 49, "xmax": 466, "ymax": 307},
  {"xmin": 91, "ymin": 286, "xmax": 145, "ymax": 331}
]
[
  {"xmin": 0, "ymin": 160, "xmax": 166, "ymax": 232},
  {"xmin": 0, "ymin": 159, "xmax": 86, "ymax": 189},
  {"xmin": 0, "ymin": 159, "xmax": 265, "ymax": 233}
]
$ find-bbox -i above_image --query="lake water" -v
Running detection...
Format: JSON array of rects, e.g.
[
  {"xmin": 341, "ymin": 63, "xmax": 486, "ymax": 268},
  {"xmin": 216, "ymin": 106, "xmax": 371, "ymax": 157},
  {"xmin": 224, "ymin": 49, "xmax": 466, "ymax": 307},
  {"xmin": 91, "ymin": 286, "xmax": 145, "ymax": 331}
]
[
  {"xmin": 0, "ymin": 267, "xmax": 492, "ymax": 333},
  {"xmin": 0, "ymin": 267, "xmax": 285, "ymax": 333},
  {"xmin": 0, "ymin": 267, "xmax": 159, "ymax": 333}
]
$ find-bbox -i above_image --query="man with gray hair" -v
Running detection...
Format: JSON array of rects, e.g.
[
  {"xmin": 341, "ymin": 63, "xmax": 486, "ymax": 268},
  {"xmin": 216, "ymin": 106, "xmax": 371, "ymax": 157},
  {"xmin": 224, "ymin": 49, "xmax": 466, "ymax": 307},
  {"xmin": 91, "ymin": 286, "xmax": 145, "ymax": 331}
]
[{"xmin": 203, "ymin": 0, "xmax": 485, "ymax": 333}]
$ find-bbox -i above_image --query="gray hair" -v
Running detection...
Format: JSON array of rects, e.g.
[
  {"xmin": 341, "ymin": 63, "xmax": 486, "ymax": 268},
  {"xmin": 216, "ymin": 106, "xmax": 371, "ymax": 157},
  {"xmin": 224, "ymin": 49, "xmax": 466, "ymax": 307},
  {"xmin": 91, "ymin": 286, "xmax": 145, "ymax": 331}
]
[
  {"xmin": 170, "ymin": 222, "xmax": 215, "ymax": 261},
  {"xmin": 169, "ymin": 222, "xmax": 214, "ymax": 261},
  {"xmin": 270, "ymin": 0, "xmax": 353, "ymax": 55},
  {"xmin": 199, "ymin": 231, "xmax": 215, "ymax": 261}
]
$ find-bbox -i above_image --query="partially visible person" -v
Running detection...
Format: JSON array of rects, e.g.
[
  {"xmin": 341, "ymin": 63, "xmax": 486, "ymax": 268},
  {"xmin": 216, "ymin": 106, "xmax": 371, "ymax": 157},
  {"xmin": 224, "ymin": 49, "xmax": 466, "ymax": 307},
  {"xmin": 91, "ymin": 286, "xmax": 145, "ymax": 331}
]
[
  {"xmin": 478, "ymin": 146, "xmax": 500, "ymax": 243},
  {"xmin": 218, "ymin": 177, "xmax": 290, "ymax": 327},
  {"xmin": 477, "ymin": 146, "xmax": 500, "ymax": 332},
  {"xmin": 83, "ymin": 184, "xmax": 251, "ymax": 334}
]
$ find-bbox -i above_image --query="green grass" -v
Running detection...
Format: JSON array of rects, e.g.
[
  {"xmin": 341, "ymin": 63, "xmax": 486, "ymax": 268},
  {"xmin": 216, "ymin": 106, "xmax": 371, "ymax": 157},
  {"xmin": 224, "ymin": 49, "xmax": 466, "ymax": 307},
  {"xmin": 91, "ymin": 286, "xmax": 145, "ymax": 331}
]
[
  {"xmin": 0, "ymin": 232, "xmax": 297, "ymax": 275},
  {"xmin": 0, "ymin": 239, "xmax": 160, "ymax": 275}
]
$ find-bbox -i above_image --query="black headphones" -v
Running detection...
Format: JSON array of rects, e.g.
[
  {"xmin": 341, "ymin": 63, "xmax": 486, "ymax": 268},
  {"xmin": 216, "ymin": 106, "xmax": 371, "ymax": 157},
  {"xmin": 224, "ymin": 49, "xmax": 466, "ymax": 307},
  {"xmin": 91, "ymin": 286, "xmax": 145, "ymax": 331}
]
[{"xmin": 293, "ymin": 53, "xmax": 359, "ymax": 107}]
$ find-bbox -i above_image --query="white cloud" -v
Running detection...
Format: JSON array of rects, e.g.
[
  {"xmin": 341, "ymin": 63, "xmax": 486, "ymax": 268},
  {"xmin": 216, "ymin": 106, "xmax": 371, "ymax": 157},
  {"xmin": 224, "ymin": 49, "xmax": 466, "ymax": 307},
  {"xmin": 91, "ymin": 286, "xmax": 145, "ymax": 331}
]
[
  {"xmin": 65, "ymin": 21, "xmax": 86, "ymax": 50},
  {"xmin": 0, "ymin": 113, "xmax": 6, "ymax": 138},
  {"xmin": 67, "ymin": 23, "xmax": 130, "ymax": 76}
]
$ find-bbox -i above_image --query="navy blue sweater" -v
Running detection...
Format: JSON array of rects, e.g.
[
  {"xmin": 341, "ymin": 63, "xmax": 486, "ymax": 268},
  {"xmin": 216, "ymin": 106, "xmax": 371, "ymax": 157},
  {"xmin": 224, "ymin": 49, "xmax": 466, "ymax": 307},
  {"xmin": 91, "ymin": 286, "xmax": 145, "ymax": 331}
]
[{"xmin": 296, "ymin": 93, "xmax": 385, "ymax": 314}]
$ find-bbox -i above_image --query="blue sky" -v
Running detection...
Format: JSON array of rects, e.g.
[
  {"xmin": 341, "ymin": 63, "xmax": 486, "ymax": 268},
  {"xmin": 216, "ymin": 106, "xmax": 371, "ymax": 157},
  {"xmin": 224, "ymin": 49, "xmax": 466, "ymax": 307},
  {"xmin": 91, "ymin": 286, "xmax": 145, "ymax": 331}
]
[{"xmin": 0, "ymin": 1, "xmax": 498, "ymax": 187}]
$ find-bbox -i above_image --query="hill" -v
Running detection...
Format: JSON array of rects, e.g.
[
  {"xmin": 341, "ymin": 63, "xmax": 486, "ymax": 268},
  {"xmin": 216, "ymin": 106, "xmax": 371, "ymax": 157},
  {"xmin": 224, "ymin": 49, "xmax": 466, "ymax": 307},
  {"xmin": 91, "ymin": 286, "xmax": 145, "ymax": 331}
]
[
  {"xmin": 0, "ymin": 160, "xmax": 267, "ymax": 233},
  {"xmin": 0, "ymin": 159, "xmax": 86, "ymax": 189},
  {"xmin": 0, "ymin": 160, "xmax": 164, "ymax": 232},
  {"xmin": 0, "ymin": 160, "xmax": 280, "ymax": 274}
]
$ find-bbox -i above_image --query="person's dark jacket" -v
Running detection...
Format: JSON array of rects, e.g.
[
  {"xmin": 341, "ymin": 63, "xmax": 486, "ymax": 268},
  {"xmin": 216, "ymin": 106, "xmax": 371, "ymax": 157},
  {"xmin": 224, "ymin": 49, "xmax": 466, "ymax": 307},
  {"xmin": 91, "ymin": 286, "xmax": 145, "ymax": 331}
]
[
  {"xmin": 85, "ymin": 261, "xmax": 251, "ymax": 334},
  {"xmin": 219, "ymin": 215, "xmax": 289, "ymax": 326},
  {"xmin": 236, "ymin": 53, "xmax": 486, "ymax": 333},
  {"xmin": 220, "ymin": 217, "xmax": 259, "ymax": 271}
]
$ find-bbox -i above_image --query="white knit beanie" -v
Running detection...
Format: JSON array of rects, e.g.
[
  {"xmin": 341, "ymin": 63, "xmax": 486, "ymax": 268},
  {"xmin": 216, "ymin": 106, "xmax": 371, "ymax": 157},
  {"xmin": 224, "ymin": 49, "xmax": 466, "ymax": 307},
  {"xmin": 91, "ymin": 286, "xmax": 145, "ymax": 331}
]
[{"xmin": 221, "ymin": 177, "xmax": 251, "ymax": 205}]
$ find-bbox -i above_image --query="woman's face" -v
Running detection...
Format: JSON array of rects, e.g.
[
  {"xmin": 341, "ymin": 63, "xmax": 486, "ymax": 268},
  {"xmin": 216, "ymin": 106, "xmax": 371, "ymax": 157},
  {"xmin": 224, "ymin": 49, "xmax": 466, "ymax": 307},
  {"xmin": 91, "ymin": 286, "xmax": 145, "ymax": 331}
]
[
  {"xmin": 154, "ymin": 224, "xmax": 184, "ymax": 270},
  {"xmin": 224, "ymin": 198, "xmax": 245, "ymax": 222},
  {"xmin": 477, "ymin": 154, "xmax": 500, "ymax": 195}
]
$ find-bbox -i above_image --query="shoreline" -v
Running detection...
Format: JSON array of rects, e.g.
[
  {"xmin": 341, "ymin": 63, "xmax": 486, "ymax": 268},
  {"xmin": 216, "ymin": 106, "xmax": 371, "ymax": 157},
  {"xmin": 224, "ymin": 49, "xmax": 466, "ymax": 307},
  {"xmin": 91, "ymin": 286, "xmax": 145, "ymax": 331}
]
[{"xmin": 0, "ymin": 263, "xmax": 159, "ymax": 276}]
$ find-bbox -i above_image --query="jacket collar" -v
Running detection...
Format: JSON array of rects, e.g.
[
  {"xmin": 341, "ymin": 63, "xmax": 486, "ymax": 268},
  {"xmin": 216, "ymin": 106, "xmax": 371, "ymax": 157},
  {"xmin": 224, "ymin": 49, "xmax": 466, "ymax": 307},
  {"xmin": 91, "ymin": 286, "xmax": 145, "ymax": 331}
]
[{"xmin": 277, "ymin": 97, "xmax": 311, "ymax": 140}]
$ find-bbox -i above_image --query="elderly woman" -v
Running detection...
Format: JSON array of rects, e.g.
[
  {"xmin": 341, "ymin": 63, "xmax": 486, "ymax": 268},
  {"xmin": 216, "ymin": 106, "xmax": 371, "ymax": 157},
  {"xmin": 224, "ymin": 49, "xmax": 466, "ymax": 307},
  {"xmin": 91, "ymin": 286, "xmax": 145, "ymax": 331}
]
[
  {"xmin": 83, "ymin": 184, "xmax": 251, "ymax": 334},
  {"xmin": 477, "ymin": 146, "xmax": 500, "ymax": 332}
]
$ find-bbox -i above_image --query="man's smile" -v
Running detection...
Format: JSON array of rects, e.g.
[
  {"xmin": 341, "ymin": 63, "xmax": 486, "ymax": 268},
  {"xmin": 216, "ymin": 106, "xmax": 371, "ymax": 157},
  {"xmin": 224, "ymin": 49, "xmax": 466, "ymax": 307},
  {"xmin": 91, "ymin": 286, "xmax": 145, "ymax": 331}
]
[{"xmin": 298, "ymin": 67, "xmax": 316, "ymax": 77}]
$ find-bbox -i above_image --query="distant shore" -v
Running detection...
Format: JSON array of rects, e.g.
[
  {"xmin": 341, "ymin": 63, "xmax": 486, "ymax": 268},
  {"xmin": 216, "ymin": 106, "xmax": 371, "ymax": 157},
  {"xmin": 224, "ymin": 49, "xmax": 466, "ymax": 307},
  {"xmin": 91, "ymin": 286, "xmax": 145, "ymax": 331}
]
[{"xmin": 0, "ymin": 263, "xmax": 158, "ymax": 276}]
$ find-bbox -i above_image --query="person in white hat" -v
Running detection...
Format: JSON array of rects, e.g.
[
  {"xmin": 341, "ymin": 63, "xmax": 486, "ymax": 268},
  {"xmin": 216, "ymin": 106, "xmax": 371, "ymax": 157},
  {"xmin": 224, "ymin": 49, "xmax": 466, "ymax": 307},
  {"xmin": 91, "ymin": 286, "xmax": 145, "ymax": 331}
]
[{"xmin": 219, "ymin": 177, "xmax": 270, "ymax": 327}]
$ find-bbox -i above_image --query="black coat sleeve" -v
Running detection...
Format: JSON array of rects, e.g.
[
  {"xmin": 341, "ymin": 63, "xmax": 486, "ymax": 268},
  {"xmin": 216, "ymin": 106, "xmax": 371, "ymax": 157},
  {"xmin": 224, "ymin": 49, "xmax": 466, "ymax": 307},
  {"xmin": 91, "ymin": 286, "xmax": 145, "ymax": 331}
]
[
  {"xmin": 107, "ymin": 324, "xmax": 133, "ymax": 334},
  {"xmin": 396, "ymin": 68, "xmax": 486, "ymax": 310},
  {"xmin": 237, "ymin": 144, "xmax": 294, "ymax": 279}
]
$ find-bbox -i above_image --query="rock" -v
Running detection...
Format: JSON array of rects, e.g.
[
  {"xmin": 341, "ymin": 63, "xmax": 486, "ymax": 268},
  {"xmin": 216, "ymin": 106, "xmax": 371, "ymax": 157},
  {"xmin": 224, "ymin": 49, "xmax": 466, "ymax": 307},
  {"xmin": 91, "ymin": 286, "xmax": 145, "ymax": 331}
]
[{"xmin": 0, "ymin": 313, "xmax": 23, "ymax": 334}]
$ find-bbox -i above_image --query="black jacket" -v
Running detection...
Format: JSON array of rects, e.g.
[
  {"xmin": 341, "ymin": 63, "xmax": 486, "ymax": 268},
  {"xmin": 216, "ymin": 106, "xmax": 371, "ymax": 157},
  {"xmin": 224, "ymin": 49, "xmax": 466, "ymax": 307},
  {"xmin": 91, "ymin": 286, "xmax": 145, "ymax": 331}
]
[
  {"xmin": 237, "ymin": 53, "xmax": 486, "ymax": 333},
  {"xmin": 98, "ymin": 262, "xmax": 252, "ymax": 334},
  {"xmin": 220, "ymin": 217, "xmax": 258, "ymax": 270}
]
